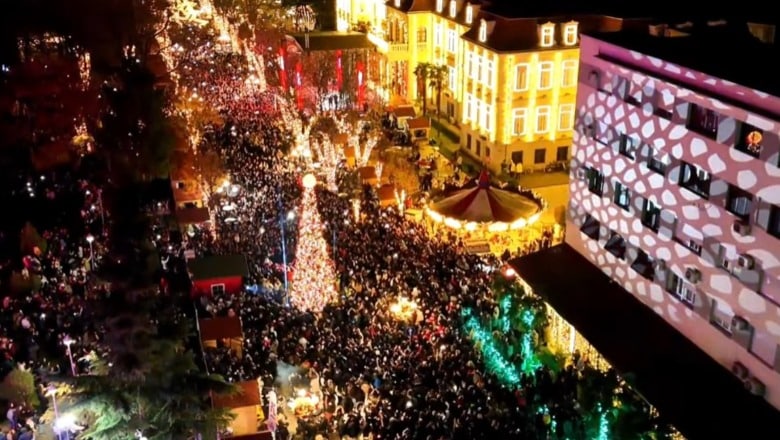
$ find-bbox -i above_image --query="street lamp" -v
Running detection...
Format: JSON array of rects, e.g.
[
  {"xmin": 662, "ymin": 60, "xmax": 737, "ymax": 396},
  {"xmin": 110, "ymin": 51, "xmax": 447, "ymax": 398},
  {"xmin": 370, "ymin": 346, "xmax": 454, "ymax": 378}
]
[
  {"xmin": 85, "ymin": 235, "xmax": 95, "ymax": 270},
  {"xmin": 277, "ymin": 190, "xmax": 295, "ymax": 306},
  {"xmin": 63, "ymin": 336, "xmax": 77, "ymax": 376},
  {"xmin": 46, "ymin": 385, "xmax": 62, "ymax": 440}
]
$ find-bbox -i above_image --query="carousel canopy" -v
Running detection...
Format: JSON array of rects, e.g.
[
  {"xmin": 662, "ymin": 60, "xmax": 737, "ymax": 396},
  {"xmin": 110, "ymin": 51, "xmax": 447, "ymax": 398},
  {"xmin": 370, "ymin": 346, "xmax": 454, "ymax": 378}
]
[{"xmin": 429, "ymin": 171, "xmax": 543, "ymax": 225}]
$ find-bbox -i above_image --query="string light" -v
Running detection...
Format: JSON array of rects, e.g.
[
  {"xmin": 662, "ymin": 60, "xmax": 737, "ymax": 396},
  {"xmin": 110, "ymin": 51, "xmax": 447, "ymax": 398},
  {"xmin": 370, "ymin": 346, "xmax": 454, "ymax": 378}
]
[
  {"xmin": 519, "ymin": 308, "xmax": 542, "ymax": 374},
  {"xmin": 596, "ymin": 403, "xmax": 611, "ymax": 440},
  {"xmin": 462, "ymin": 307, "xmax": 521, "ymax": 387},
  {"xmin": 289, "ymin": 184, "xmax": 338, "ymax": 312}
]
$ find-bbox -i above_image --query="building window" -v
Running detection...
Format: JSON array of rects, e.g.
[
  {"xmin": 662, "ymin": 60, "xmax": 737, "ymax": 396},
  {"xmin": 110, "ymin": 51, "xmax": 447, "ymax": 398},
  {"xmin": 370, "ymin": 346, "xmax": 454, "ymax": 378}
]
[
  {"xmin": 561, "ymin": 60, "xmax": 578, "ymax": 87},
  {"xmin": 512, "ymin": 108, "xmax": 527, "ymax": 136},
  {"xmin": 563, "ymin": 22, "xmax": 578, "ymax": 45},
  {"xmin": 465, "ymin": 5, "xmax": 473, "ymax": 23},
  {"xmin": 447, "ymin": 66, "xmax": 456, "ymax": 91},
  {"xmin": 481, "ymin": 104, "xmax": 492, "ymax": 131},
  {"xmin": 449, "ymin": 0, "xmax": 456, "ymax": 17},
  {"xmin": 580, "ymin": 214, "xmax": 600, "ymax": 240},
  {"xmin": 767, "ymin": 205, "xmax": 780, "ymax": 238},
  {"xmin": 668, "ymin": 273, "xmax": 696, "ymax": 306},
  {"xmin": 436, "ymin": 0, "xmax": 443, "ymax": 13},
  {"xmin": 511, "ymin": 151, "xmax": 523, "ymax": 166},
  {"xmin": 630, "ymin": 250, "xmax": 656, "ymax": 280},
  {"xmin": 711, "ymin": 299, "xmax": 733, "ymax": 334},
  {"xmin": 434, "ymin": 24, "xmax": 442, "ymax": 47},
  {"xmin": 478, "ymin": 19, "xmax": 487, "ymax": 42},
  {"xmin": 586, "ymin": 168, "xmax": 604, "ymax": 195},
  {"xmin": 735, "ymin": 123, "xmax": 763, "ymax": 158},
  {"xmin": 535, "ymin": 106, "xmax": 550, "ymax": 133},
  {"xmin": 558, "ymin": 104, "xmax": 574, "ymax": 131},
  {"xmin": 514, "ymin": 63, "xmax": 529, "ymax": 91},
  {"xmin": 485, "ymin": 147, "xmax": 490, "ymax": 158},
  {"xmin": 476, "ymin": 141, "xmax": 481, "ymax": 156},
  {"xmin": 469, "ymin": 95, "xmax": 478, "ymax": 121},
  {"xmin": 687, "ymin": 104, "xmax": 719, "ymax": 138},
  {"xmin": 556, "ymin": 146, "xmax": 568, "ymax": 161},
  {"xmin": 605, "ymin": 231, "xmax": 626, "ymax": 259},
  {"xmin": 483, "ymin": 59, "xmax": 494, "ymax": 87},
  {"xmin": 463, "ymin": 93, "xmax": 471, "ymax": 121},
  {"xmin": 211, "ymin": 283, "xmax": 226, "ymax": 295},
  {"xmin": 538, "ymin": 62, "xmax": 553, "ymax": 90},
  {"xmin": 647, "ymin": 150, "xmax": 668, "ymax": 175},
  {"xmin": 417, "ymin": 28, "xmax": 427, "ymax": 42},
  {"xmin": 726, "ymin": 185, "xmax": 753, "ymax": 220},
  {"xmin": 614, "ymin": 181, "xmax": 630, "ymax": 210},
  {"xmin": 641, "ymin": 198, "xmax": 661, "ymax": 232},
  {"xmin": 447, "ymin": 30, "xmax": 457, "ymax": 52},
  {"xmin": 534, "ymin": 148, "xmax": 546, "ymax": 164},
  {"xmin": 540, "ymin": 22, "xmax": 555, "ymax": 47},
  {"xmin": 617, "ymin": 134, "xmax": 637, "ymax": 159},
  {"xmin": 678, "ymin": 162, "xmax": 711, "ymax": 198},
  {"xmin": 466, "ymin": 53, "xmax": 474, "ymax": 78}
]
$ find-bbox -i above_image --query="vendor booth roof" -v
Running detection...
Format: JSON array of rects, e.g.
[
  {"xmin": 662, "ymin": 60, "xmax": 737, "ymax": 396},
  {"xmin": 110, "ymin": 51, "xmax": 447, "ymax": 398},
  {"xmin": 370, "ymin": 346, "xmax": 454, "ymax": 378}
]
[
  {"xmin": 407, "ymin": 116, "xmax": 430, "ymax": 129},
  {"xmin": 188, "ymin": 254, "xmax": 249, "ymax": 280},
  {"xmin": 175, "ymin": 206, "xmax": 210, "ymax": 225},
  {"xmin": 377, "ymin": 184, "xmax": 396, "ymax": 201},
  {"xmin": 392, "ymin": 106, "xmax": 416, "ymax": 118},
  {"xmin": 199, "ymin": 316, "xmax": 243, "ymax": 341},
  {"xmin": 212, "ymin": 380, "xmax": 261, "ymax": 409},
  {"xmin": 358, "ymin": 166, "xmax": 377, "ymax": 180},
  {"xmin": 332, "ymin": 133, "xmax": 349, "ymax": 145},
  {"xmin": 430, "ymin": 171, "xmax": 541, "ymax": 223}
]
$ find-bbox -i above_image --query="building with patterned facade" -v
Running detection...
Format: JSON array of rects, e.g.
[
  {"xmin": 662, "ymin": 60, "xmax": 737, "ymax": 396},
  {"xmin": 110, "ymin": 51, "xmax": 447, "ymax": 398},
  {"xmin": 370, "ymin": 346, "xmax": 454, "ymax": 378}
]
[{"xmin": 568, "ymin": 23, "xmax": 780, "ymax": 409}]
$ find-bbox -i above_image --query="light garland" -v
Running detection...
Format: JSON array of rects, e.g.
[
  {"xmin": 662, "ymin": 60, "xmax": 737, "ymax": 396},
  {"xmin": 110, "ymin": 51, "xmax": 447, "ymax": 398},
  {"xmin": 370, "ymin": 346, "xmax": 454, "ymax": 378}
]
[
  {"xmin": 462, "ymin": 308, "xmax": 521, "ymax": 386},
  {"xmin": 388, "ymin": 296, "xmax": 419, "ymax": 322},
  {"xmin": 596, "ymin": 403, "xmax": 611, "ymax": 440},
  {"xmin": 289, "ymin": 185, "xmax": 338, "ymax": 312}
]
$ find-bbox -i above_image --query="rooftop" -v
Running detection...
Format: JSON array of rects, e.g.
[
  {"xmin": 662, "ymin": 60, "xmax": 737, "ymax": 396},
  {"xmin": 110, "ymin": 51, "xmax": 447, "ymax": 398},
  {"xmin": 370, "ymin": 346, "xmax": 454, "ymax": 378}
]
[
  {"xmin": 509, "ymin": 244, "xmax": 779, "ymax": 439},
  {"xmin": 188, "ymin": 254, "xmax": 249, "ymax": 281},
  {"xmin": 291, "ymin": 31, "xmax": 373, "ymax": 51},
  {"xmin": 586, "ymin": 23, "xmax": 780, "ymax": 97}
]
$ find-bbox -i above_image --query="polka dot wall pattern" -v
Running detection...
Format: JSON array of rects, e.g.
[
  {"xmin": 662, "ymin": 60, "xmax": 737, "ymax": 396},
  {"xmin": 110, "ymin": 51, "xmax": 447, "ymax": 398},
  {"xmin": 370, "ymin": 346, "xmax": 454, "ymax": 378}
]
[{"xmin": 569, "ymin": 45, "xmax": 780, "ymax": 373}]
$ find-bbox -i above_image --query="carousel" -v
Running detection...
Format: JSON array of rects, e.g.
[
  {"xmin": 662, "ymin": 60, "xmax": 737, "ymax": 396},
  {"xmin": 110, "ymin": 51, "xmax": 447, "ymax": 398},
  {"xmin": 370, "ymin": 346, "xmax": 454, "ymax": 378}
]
[{"xmin": 425, "ymin": 171, "xmax": 546, "ymax": 253}]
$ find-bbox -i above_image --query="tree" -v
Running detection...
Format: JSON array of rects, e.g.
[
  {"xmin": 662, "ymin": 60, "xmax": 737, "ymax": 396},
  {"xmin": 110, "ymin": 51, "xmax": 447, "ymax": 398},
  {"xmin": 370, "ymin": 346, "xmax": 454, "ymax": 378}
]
[
  {"xmin": 300, "ymin": 51, "xmax": 336, "ymax": 111},
  {"xmin": 427, "ymin": 63, "xmax": 447, "ymax": 121},
  {"xmin": 0, "ymin": 366, "xmax": 40, "ymax": 409},
  {"xmin": 20, "ymin": 221, "xmax": 47, "ymax": 255},
  {"xmin": 413, "ymin": 63, "xmax": 431, "ymax": 114},
  {"xmin": 64, "ymin": 295, "xmax": 236, "ymax": 440}
]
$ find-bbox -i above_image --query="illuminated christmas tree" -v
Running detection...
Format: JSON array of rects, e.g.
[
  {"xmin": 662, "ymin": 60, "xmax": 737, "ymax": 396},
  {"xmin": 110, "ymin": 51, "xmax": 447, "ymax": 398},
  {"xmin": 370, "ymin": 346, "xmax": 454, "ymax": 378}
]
[{"xmin": 289, "ymin": 175, "xmax": 338, "ymax": 312}]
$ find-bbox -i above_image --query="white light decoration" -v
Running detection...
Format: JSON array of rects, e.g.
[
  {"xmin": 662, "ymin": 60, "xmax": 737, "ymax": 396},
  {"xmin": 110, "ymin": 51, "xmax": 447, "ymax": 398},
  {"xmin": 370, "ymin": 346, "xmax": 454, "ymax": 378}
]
[
  {"xmin": 540, "ymin": 22, "xmax": 555, "ymax": 47},
  {"xmin": 311, "ymin": 138, "xmax": 342, "ymax": 191},
  {"xmin": 449, "ymin": 0, "xmax": 456, "ymax": 17},
  {"xmin": 302, "ymin": 173, "xmax": 317, "ymax": 189},
  {"xmin": 478, "ymin": 19, "xmax": 487, "ymax": 42},
  {"xmin": 78, "ymin": 52, "xmax": 90, "ymax": 89},
  {"xmin": 563, "ymin": 21, "xmax": 578, "ymax": 46},
  {"xmin": 465, "ymin": 5, "xmax": 473, "ymax": 24},
  {"xmin": 375, "ymin": 162, "xmax": 384, "ymax": 182}
]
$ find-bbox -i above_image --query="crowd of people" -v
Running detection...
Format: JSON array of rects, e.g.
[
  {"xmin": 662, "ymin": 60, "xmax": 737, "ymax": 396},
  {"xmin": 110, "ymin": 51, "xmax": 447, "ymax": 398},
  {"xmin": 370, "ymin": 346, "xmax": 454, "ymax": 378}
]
[
  {"xmin": 0, "ymin": 166, "xmax": 107, "ymax": 439},
  {"xmin": 161, "ymin": 17, "xmax": 618, "ymax": 440}
]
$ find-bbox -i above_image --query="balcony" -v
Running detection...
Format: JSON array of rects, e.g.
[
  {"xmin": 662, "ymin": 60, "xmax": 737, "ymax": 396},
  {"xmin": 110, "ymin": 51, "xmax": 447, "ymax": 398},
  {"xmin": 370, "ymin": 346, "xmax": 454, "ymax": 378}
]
[{"xmin": 389, "ymin": 42, "xmax": 409, "ymax": 53}]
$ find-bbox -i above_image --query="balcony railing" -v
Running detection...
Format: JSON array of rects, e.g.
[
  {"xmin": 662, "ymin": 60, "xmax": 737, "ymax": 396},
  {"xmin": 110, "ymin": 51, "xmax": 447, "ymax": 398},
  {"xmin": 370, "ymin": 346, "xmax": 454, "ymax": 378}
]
[{"xmin": 389, "ymin": 43, "xmax": 409, "ymax": 52}]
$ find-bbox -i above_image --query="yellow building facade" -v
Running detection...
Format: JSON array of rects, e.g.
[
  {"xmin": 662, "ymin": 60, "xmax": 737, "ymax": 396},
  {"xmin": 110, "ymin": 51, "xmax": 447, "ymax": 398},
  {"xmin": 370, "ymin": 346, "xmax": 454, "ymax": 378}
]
[{"xmin": 337, "ymin": 0, "xmax": 637, "ymax": 171}]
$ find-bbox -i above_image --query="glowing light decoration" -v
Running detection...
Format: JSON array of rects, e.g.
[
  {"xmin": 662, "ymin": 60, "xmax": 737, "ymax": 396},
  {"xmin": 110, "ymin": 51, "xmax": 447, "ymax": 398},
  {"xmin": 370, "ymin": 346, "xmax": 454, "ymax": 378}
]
[
  {"xmin": 596, "ymin": 403, "xmax": 611, "ymax": 440},
  {"xmin": 288, "ymin": 388, "xmax": 320, "ymax": 417},
  {"xmin": 375, "ymin": 162, "xmax": 384, "ymax": 182},
  {"xmin": 389, "ymin": 297, "xmax": 419, "ymax": 322},
  {"xmin": 462, "ymin": 308, "xmax": 521, "ymax": 386},
  {"xmin": 289, "ymin": 184, "xmax": 338, "ymax": 312},
  {"xmin": 78, "ymin": 52, "xmax": 90, "ymax": 89},
  {"xmin": 519, "ymin": 308, "xmax": 542, "ymax": 374},
  {"xmin": 311, "ymin": 138, "xmax": 342, "ymax": 191},
  {"xmin": 302, "ymin": 173, "xmax": 317, "ymax": 189}
]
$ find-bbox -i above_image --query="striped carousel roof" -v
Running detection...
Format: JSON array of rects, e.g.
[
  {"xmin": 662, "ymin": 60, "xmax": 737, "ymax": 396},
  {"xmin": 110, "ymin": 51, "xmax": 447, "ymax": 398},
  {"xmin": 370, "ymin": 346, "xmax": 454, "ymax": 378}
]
[{"xmin": 430, "ymin": 171, "xmax": 542, "ymax": 224}]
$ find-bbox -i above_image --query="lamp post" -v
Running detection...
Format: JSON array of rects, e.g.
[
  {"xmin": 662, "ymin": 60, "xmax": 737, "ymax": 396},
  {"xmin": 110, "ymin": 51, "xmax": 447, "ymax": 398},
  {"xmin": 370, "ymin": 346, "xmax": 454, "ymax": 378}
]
[
  {"xmin": 46, "ymin": 385, "xmax": 62, "ymax": 440},
  {"xmin": 85, "ymin": 235, "xmax": 95, "ymax": 270},
  {"xmin": 277, "ymin": 191, "xmax": 293, "ymax": 306},
  {"xmin": 63, "ymin": 336, "xmax": 77, "ymax": 376}
]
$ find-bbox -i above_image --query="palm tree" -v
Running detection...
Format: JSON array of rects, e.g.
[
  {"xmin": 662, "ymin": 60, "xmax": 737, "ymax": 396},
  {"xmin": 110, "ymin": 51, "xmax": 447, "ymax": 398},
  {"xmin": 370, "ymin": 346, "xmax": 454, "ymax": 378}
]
[
  {"xmin": 413, "ymin": 62, "xmax": 431, "ymax": 114},
  {"xmin": 427, "ymin": 64, "xmax": 448, "ymax": 137}
]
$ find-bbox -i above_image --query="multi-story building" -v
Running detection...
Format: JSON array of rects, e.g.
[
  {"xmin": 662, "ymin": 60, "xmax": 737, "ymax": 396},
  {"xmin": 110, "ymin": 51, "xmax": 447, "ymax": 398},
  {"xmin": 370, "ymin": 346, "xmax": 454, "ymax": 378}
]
[
  {"xmin": 339, "ymin": 0, "xmax": 646, "ymax": 171},
  {"xmin": 568, "ymin": 23, "xmax": 780, "ymax": 409}
]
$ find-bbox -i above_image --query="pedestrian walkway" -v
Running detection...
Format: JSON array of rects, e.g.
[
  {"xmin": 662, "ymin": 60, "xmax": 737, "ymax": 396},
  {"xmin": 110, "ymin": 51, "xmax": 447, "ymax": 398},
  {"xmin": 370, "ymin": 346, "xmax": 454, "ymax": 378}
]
[{"xmin": 510, "ymin": 244, "xmax": 779, "ymax": 440}]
